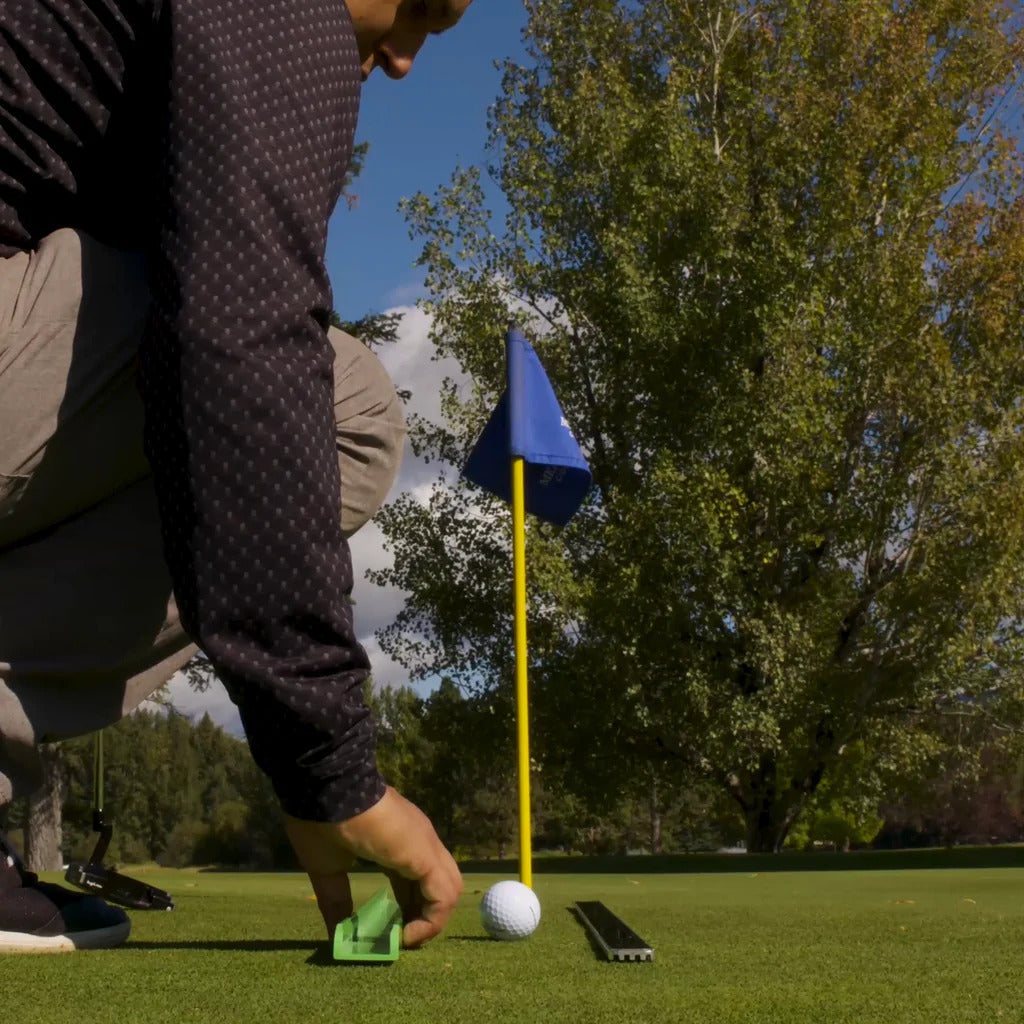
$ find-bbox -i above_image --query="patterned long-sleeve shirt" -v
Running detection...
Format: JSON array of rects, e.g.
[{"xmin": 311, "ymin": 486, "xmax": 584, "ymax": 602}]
[{"xmin": 0, "ymin": 0, "xmax": 385, "ymax": 822}]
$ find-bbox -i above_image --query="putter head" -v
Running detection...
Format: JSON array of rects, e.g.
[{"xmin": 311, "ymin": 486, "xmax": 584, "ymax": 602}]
[
  {"xmin": 65, "ymin": 862, "xmax": 175, "ymax": 911},
  {"xmin": 63, "ymin": 808, "xmax": 174, "ymax": 911}
]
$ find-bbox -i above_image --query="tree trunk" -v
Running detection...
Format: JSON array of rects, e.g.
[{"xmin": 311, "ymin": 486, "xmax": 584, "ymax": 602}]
[
  {"xmin": 742, "ymin": 755, "xmax": 795, "ymax": 853},
  {"xmin": 649, "ymin": 777, "xmax": 663, "ymax": 854},
  {"xmin": 23, "ymin": 745, "xmax": 64, "ymax": 872},
  {"xmin": 744, "ymin": 815, "xmax": 787, "ymax": 853}
]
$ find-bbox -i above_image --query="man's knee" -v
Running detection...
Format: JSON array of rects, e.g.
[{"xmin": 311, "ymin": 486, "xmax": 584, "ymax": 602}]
[
  {"xmin": 0, "ymin": 477, "xmax": 194, "ymax": 781},
  {"xmin": 328, "ymin": 327, "xmax": 406, "ymax": 537},
  {"xmin": 0, "ymin": 228, "xmax": 150, "ymax": 549}
]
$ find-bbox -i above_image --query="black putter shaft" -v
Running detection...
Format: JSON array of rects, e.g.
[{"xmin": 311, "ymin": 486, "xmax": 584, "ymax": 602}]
[{"xmin": 65, "ymin": 731, "xmax": 175, "ymax": 911}]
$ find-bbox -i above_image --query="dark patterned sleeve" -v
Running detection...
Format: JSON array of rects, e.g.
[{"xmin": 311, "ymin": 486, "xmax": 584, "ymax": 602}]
[{"xmin": 137, "ymin": 0, "xmax": 385, "ymax": 822}]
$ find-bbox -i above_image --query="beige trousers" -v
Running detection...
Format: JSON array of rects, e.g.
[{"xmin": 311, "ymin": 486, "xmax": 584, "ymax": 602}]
[{"xmin": 0, "ymin": 229, "xmax": 405, "ymax": 807}]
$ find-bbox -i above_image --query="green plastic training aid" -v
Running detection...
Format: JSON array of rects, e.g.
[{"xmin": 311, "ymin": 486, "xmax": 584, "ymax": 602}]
[{"xmin": 332, "ymin": 888, "xmax": 402, "ymax": 963}]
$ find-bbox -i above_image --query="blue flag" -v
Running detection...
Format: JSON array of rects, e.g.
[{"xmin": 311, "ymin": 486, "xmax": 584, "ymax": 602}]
[{"xmin": 463, "ymin": 328, "xmax": 592, "ymax": 526}]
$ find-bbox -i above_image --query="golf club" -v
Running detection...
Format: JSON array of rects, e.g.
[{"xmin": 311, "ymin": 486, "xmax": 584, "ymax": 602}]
[{"xmin": 65, "ymin": 731, "xmax": 174, "ymax": 911}]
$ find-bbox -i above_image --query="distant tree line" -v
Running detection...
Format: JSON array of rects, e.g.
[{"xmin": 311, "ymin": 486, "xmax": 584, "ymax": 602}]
[
  {"xmin": 7, "ymin": 709, "xmax": 293, "ymax": 869},
  {"xmin": 372, "ymin": 680, "xmax": 1024, "ymax": 857},
  {"xmin": 6, "ymin": 678, "xmax": 1022, "ymax": 869}
]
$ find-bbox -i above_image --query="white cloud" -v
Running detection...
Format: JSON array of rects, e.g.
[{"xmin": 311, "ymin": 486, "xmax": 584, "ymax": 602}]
[
  {"xmin": 158, "ymin": 673, "xmax": 242, "ymax": 736},
  {"xmin": 374, "ymin": 303, "xmax": 465, "ymax": 425},
  {"xmin": 349, "ymin": 303, "xmax": 464, "ymax": 681}
]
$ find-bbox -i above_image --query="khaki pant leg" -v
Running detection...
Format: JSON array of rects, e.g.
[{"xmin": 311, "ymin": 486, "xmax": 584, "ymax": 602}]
[
  {"xmin": 329, "ymin": 326, "xmax": 406, "ymax": 538},
  {"xmin": 0, "ymin": 229, "xmax": 151, "ymax": 546},
  {"xmin": 0, "ymin": 479, "xmax": 197, "ymax": 800}
]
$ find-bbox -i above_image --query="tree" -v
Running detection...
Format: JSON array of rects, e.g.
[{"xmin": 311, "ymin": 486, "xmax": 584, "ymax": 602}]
[
  {"xmin": 416, "ymin": 680, "xmax": 519, "ymax": 855},
  {"xmin": 22, "ymin": 745, "xmax": 64, "ymax": 871},
  {"xmin": 367, "ymin": 683, "xmax": 430, "ymax": 794},
  {"xmin": 374, "ymin": 0, "xmax": 1024, "ymax": 851},
  {"xmin": 784, "ymin": 741, "xmax": 885, "ymax": 850},
  {"xmin": 55, "ymin": 706, "xmax": 291, "ymax": 868},
  {"xmin": 877, "ymin": 723, "xmax": 1024, "ymax": 847}
]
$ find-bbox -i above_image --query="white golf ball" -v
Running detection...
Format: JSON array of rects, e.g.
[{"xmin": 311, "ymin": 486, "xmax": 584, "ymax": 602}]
[{"xmin": 479, "ymin": 880, "xmax": 541, "ymax": 941}]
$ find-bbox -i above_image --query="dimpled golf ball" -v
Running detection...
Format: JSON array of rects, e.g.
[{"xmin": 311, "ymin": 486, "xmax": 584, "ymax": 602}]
[{"xmin": 479, "ymin": 880, "xmax": 541, "ymax": 941}]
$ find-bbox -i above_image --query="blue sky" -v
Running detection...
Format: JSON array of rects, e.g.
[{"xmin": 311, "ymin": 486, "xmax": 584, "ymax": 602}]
[
  {"xmin": 327, "ymin": 8, "xmax": 1022, "ymax": 318},
  {"xmin": 325, "ymin": 2, "xmax": 528, "ymax": 315}
]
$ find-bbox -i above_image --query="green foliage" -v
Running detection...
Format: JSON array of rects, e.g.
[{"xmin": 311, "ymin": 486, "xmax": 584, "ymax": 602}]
[
  {"xmin": 158, "ymin": 819, "xmax": 210, "ymax": 869},
  {"xmin": 341, "ymin": 140, "xmax": 370, "ymax": 210},
  {"xmin": 786, "ymin": 742, "xmax": 886, "ymax": 850},
  {"xmin": 368, "ymin": 680, "xmax": 520, "ymax": 856},
  {"xmin": 376, "ymin": 0, "xmax": 1024, "ymax": 852},
  {"xmin": 878, "ymin": 740, "xmax": 1024, "ymax": 847},
  {"xmin": 329, "ymin": 309, "xmax": 403, "ymax": 351},
  {"xmin": 368, "ymin": 682, "xmax": 432, "ymax": 793},
  {"xmin": 368, "ymin": 682, "xmax": 727, "ymax": 856},
  {"xmin": 33, "ymin": 695, "xmax": 1022, "ymax": 868},
  {"xmin": 198, "ymin": 801, "xmax": 255, "ymax": 865},
  {"xmin": 59, "ymin": 710, "xmax": 291, "ymax": 869}
]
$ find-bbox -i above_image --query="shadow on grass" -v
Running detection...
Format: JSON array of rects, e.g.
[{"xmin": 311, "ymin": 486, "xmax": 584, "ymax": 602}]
[
  {"xmin": 127, "ymin": 939, "xmax": 394, "ymax": 968},
  {"xmin": 306, "ymin": 936, "xmax": 493, "ymax": 965},
  {"xmin": 304, "ymin": 946, "xmax": 395, "ymax": 968},
  {"xmin": 567, "ymin": 906, "xmax": 610, "ymax": 963},
  {"xmin": 124, "ymin": 940, "xmax": 320, "ymax": 953}
]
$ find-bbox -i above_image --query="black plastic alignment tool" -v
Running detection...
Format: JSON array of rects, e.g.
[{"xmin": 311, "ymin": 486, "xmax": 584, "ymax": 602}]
[{"xmin": 573, "ymin": 901, "xmax": 654, "ymax": 962}]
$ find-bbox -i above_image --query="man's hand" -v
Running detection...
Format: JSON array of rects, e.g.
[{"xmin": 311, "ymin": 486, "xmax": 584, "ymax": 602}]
[{"xmin": 284, "ymin": 786, "xmax": 462, "ymax": 948}]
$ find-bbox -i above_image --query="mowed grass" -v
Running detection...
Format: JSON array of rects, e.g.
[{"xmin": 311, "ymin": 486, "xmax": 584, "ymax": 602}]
[{"xmin": 7, "ymin": 862, "xmax": 1024, "ymax": 1024}]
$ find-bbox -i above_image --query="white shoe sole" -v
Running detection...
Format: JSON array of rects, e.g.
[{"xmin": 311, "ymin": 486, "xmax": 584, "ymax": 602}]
[{"xmin": 0, "ymin": 919, "xmax": 131, "ymax": 953}]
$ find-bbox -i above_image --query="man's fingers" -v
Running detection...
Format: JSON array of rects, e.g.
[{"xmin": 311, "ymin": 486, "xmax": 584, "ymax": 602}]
[
  {"xmin": 283, "ymin": 815, "xmax": 360, "ymax": 938},
  {"xmin": 401, "ymin": 911, "xmax": 450, "ymax": 949},
  {"xmin": 308, "ymin": 870, "xmax": 354, "ymax": 937},
  {"xmin": 389, "ymin": 874, "xmax": 455, "ymax": 949},
  {"xmin": 385, "ymin": 865, "xmax": 461, "ymax": 949},
  {"xmin": 385, "ymin": 872, "xmax": 420, "ymax": 921}
]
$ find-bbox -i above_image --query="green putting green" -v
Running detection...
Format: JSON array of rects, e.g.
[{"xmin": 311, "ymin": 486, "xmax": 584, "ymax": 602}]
[{"xmin": 8, "ymin": 862, "xmax": 1024, "ymax": 1024}]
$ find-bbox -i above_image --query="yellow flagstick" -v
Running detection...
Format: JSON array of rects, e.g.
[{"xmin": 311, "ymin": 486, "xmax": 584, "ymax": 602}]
[{"xmin": 511, "ymin": 455, "xmax": 532, "ymax": 888}]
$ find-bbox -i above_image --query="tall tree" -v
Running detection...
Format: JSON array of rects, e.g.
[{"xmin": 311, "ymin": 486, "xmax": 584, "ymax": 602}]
[
  {"xmin": 368, "ymin": 683, "xmax": 430, "ymax": 795},
  {"xmin": 22, "ymin": 745, "xmax": 64, "ymax": 871},
  {"xmin": 374, "ymin": 0, "xmax": 1024, "ymax": 850}
]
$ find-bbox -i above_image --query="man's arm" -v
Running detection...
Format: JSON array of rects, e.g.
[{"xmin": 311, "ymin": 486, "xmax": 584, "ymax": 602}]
[
  {"xmin": 138, "ymin": 0, "xmax": 380, "ymax": 822},
  {"xmin": 137, "ymin": 0, "xmax": 461, "ymax": 941}
]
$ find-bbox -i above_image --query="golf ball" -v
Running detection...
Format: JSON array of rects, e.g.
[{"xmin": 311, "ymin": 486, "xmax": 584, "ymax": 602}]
[{"xmin": 479, "ymin": 880, "xmax": 541, "ymax": 941}]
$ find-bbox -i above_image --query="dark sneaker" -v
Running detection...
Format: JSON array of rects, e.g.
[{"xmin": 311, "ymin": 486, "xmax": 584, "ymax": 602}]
[{"xmin": 0, "ymin": 842, "xmax": 130, "ymax": 952}]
